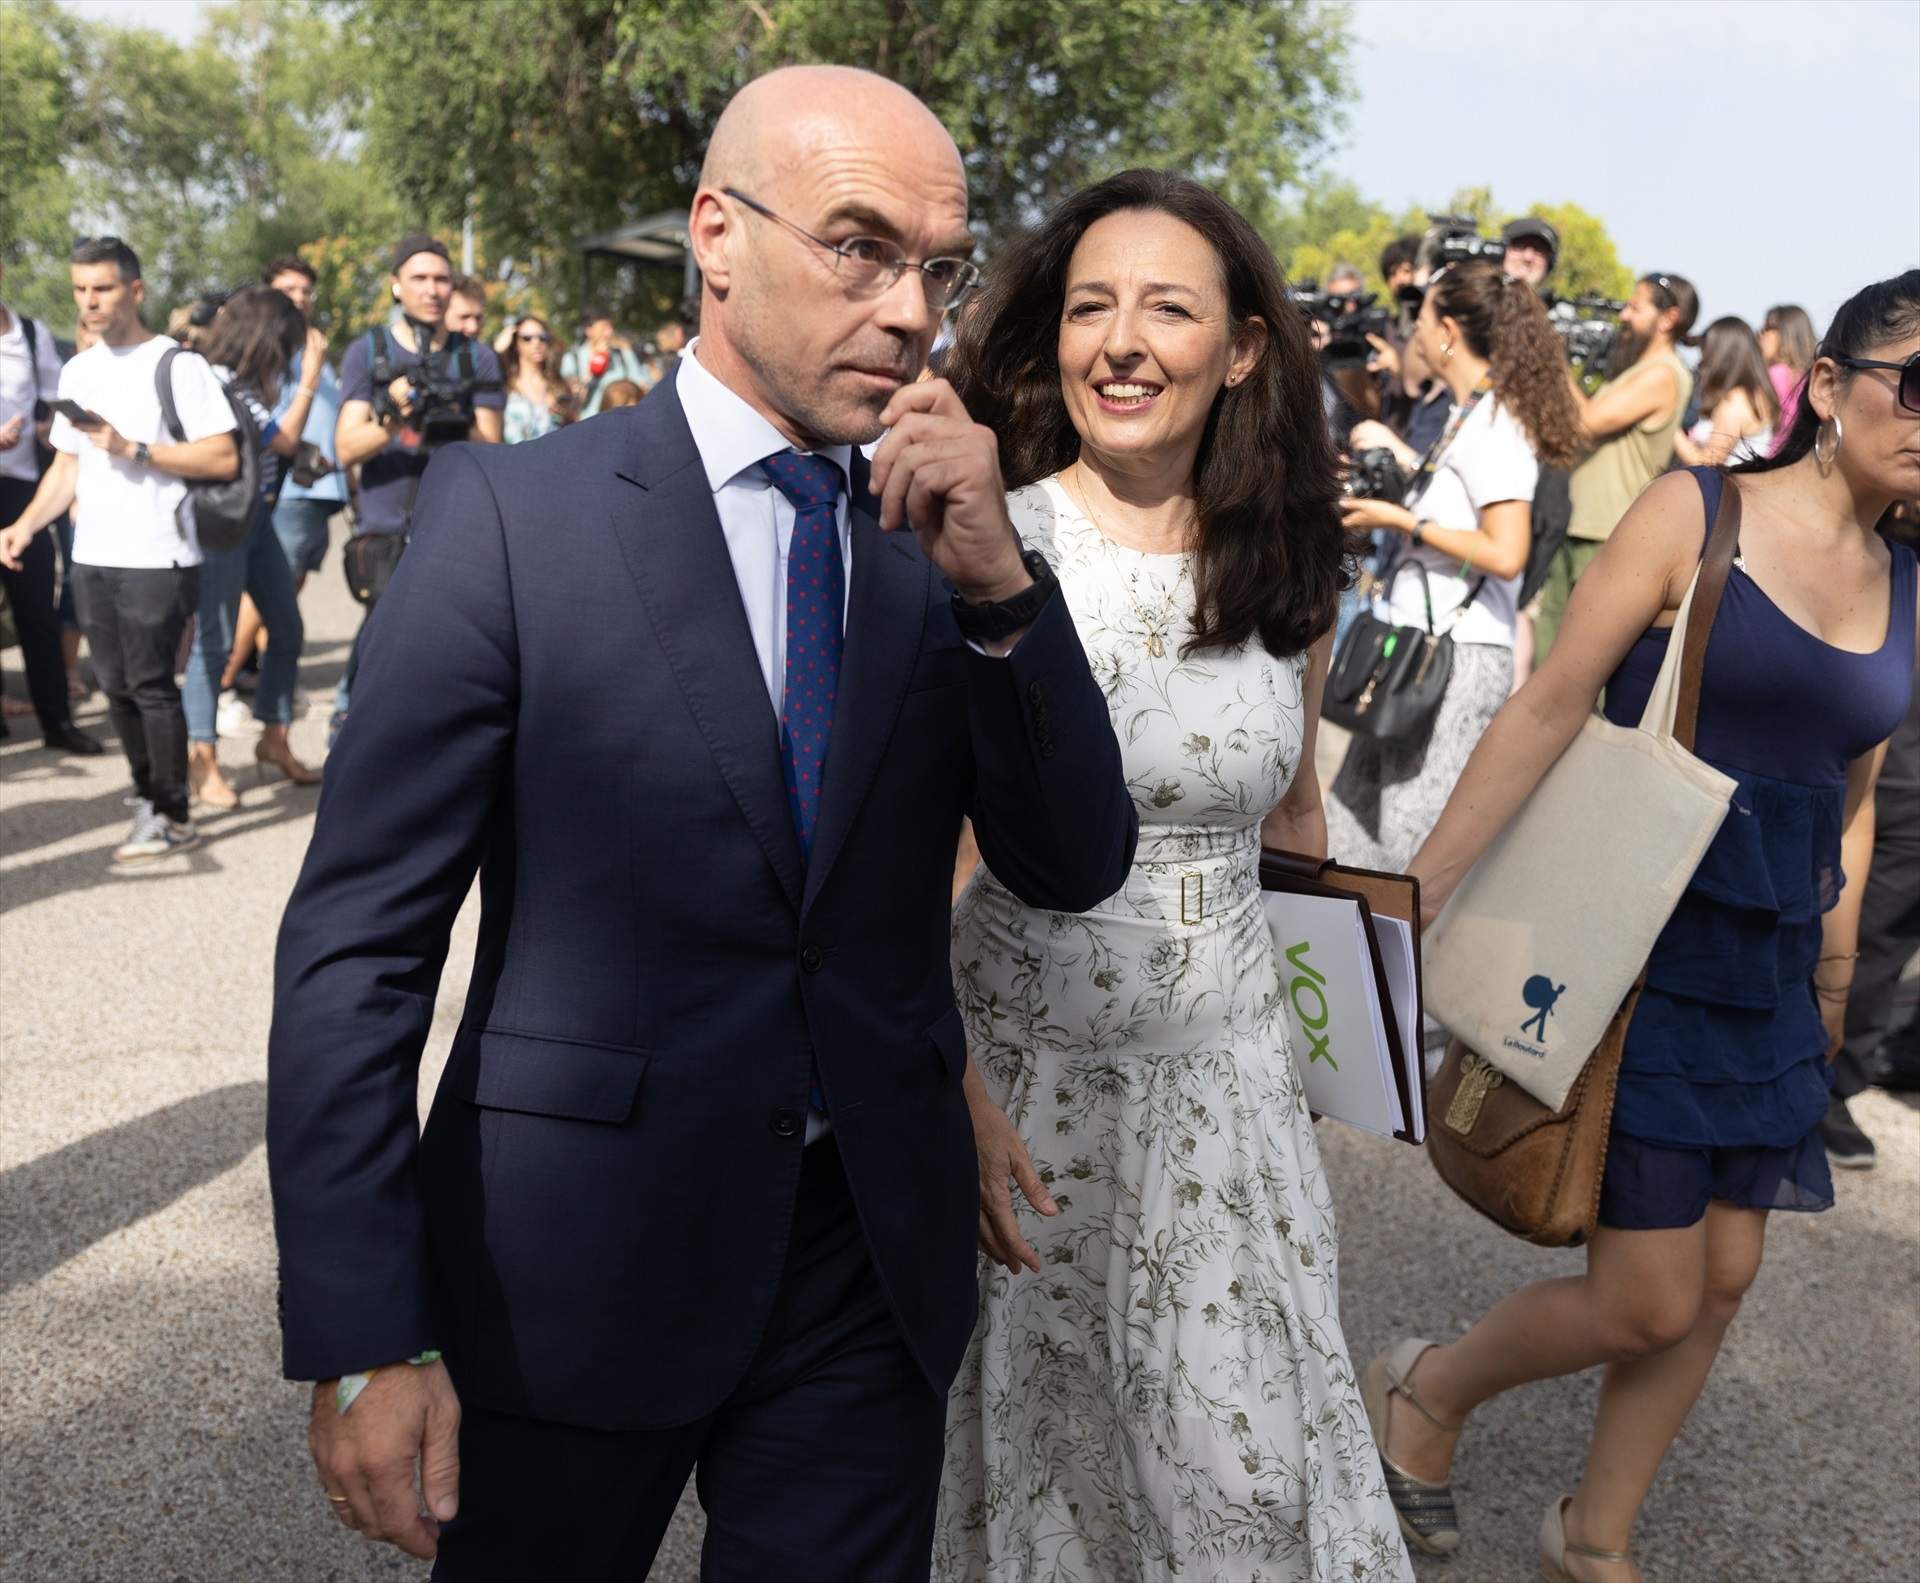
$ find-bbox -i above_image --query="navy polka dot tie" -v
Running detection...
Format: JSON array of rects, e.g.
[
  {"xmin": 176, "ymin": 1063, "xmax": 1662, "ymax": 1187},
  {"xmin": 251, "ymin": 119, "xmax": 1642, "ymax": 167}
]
[
  {"xmin": 762, "ymin": 450, "xmax": 844, "ymax": 1119},
  {"xmin": 762, "ymin": 450, "xmax": 846, "ymax": 860}
]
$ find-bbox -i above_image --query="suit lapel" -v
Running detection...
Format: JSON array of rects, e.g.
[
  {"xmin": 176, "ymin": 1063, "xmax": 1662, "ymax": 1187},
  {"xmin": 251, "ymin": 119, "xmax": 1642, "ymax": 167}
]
[
  {"xmin": 803, "ymin": 453, "xmax": 929, "ymax": 914},
  {"xmin": 608, "ymin": 370, "xmax": 805, "ymax": 912}
]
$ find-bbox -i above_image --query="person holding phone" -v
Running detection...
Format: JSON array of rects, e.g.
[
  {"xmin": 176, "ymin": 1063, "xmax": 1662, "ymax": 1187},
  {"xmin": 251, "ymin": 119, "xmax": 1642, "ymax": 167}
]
[{"xmin": 0, "ymin": 236, "xmax": 240, "ymax": 864}]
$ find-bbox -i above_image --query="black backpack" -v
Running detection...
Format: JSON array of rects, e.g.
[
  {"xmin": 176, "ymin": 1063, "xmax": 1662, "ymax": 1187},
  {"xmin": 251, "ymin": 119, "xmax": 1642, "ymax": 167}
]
[{"xmin": 154, "ymin": 346, "xmax": 261, "ymax": 552}]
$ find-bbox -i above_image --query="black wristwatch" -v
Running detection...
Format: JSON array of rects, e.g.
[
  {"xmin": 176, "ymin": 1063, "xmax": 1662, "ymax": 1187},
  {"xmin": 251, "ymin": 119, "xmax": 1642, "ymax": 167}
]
[
  {"xmin": 133, "ymin": 441, "xmax": 152, "ymax": 468},
  {"xmin": 950, "ymin": 547, "xmax": 1059, "ymax": 643}
]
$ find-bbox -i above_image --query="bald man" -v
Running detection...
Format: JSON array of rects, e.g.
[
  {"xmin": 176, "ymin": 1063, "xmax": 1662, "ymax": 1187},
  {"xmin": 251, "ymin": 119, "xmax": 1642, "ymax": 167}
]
[{"xmin": 268, "ymin": 66, "xmax": 1135, "ymax": 1579}]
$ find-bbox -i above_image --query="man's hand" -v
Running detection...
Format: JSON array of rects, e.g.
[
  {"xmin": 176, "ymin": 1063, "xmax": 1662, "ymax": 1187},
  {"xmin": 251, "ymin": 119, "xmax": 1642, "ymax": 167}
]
[
  {"xmin": 1364, "ymin": 334, "xmax": 1400, "ymax": 378},
  {"xmin": 0, "ymin": 414, "xmax": 24, "ymax": 452},
  {"xmin": 76, "ymin": 416, "xmax": 130, "ymax": 457},
  {"xmin": 964, "ymin": 1069, "xmax": 1057, "ymax": 1274},
  {"xmin": 309, "ymin": 1358, "xmax": 461, "ymax": 1560},
  {"xmin": 870, "ymin": 379, "xmax": 1029, "ymax": 603},
  {"xmin": 0, "ymin": 520, "xmax": 35, "ymax": 572}
]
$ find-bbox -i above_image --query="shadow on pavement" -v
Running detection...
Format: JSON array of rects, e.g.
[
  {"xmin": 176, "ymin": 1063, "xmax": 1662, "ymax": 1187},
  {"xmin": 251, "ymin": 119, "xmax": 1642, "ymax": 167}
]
[
  {"xmin": 0, "ymin": 1081, "xmax": 267, "ymax": 1297},
  {"xmin": 0, "ymin": 783, "xmax": 319, "ymax": 918}
]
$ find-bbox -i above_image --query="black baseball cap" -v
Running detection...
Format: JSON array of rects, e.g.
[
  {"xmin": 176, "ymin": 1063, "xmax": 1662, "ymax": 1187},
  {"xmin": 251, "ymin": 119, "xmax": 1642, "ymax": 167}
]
[
  {"xmin": 1501, "ymin": 217, "xmax": 1559, "ymax": 264},
  {"xmin": 391, "ymin": 232, "xmax": 451, "ymax": 273}
]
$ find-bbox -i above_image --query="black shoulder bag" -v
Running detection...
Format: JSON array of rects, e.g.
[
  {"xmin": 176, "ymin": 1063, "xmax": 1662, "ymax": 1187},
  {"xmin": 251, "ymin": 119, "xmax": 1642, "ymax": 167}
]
[
  {"xmin": 155, "ymin": 347, "xmax": 262, "ymax": 553},
  {"xmin": 1322, "ymin": 380, "xmax": 1492, "ymax": 750}
]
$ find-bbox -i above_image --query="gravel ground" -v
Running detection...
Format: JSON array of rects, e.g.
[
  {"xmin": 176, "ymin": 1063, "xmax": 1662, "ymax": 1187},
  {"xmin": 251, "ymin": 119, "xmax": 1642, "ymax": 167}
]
[{"xmin": 2, "ymin": 551, "xmax": 1914, "ymax": 1582}]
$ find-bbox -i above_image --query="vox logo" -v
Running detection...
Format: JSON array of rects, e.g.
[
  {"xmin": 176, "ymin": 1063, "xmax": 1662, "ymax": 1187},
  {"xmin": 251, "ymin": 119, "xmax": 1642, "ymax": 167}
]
[{"xmin": 1283, "ymin": 939, "xmax": 1337, "ymax": 1070}]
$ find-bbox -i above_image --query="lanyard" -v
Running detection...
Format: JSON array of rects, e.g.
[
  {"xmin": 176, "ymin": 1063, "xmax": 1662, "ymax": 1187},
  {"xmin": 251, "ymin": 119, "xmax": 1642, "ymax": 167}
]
[{"xmin": 1405, "ymin": 375, "xmax": 1494, "ymax": 506}]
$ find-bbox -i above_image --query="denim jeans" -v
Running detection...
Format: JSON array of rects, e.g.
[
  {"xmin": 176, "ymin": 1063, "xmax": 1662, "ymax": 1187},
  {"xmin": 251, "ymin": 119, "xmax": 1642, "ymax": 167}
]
[
  {"xmin": 271, "ymin": 496, "xmax": 336, "ymax": 580},
  {"xmin": 183, "ymin": 505, "xmax": 304, "ymax": 740}
]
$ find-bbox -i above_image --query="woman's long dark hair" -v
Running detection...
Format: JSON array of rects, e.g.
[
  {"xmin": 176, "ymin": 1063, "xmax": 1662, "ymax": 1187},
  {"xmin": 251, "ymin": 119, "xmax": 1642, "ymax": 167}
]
[
  {"xmin": 1691, "ymin": 316, "xmax": 1779, "ymax": 426},
  {"xmin": 503, "ymin": 314, "xmax": 563, "ymax": 388},
  {"xmin": 1761, "ymin": 303, "xmax": 1817, "ymax": 373},
  {"xmin": 1735, "ymin": 270, "xmax": 1920, "ymax": 476},
  {"xmin": 946, "ymin": 168, "xmax": 1348, "ymax": 659},
  {"xmin": 1427, "ymin": 260, "xmax": 1581, "ymax": 470},
  {"xmin": 200, "ymin": 286, "xmax": 304, "ymax": 406}
]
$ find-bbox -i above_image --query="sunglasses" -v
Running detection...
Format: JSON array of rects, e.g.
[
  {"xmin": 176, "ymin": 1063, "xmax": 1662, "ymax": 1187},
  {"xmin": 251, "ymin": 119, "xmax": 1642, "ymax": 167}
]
[
  {"xmin": 1836, "ymin": 352, "xmax": 1920, "ymax": 415},
  {"xmin": 517, "ymin": 332, "xmax": 552, "ymax": 344}
]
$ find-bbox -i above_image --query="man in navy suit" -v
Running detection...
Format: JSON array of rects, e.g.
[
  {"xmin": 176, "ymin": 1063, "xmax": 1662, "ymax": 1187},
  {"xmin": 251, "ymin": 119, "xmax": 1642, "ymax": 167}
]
[{"xmin": 268, "ymin": 65, "xmax": 1135, "ymax": 1579}]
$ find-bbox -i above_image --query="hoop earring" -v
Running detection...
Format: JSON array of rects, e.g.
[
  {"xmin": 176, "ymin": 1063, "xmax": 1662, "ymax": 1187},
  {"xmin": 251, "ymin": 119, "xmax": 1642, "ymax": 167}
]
[{"xmin": 1814, "ymin": 414, "xmax": 1843, "ymax": 468}]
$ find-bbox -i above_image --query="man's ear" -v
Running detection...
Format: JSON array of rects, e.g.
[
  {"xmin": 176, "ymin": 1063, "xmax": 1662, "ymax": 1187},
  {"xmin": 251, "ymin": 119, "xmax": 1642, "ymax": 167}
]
[{"xmin": 687, "ymin": 189, "xmax": 735, "ymax": 295}]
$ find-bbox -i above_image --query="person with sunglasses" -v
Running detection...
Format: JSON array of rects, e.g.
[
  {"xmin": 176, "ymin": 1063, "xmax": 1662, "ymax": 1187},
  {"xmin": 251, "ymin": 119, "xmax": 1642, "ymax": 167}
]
[
  {"xmin": 1533, "ymin": 271, "xmax": 1699, "ymax": 660},
  {"xmin": 499, "ymin": 314, "xmax": 572, "ymax": 443},
  {"xmin": 1366, "ymin": 269, "xmax": 1919, "ymax": 1582},
  {"xmin": 268, "ymin": 64, "xmax": 1134, "ymax": 1580}
]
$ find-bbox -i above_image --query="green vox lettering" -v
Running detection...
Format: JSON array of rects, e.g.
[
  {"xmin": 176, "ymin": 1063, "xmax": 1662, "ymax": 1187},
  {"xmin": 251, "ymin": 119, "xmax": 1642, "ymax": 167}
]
[{"xmin": 1284, "ymin": 939, "xmax": 1337, "ymax": 1069}]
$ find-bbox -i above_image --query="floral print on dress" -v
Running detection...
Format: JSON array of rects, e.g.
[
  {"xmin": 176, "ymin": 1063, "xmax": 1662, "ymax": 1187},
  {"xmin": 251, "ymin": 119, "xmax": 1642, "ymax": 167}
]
[{"xmin": 935, "ymin": 476, "xmax": 1412, "ymax": 1583}]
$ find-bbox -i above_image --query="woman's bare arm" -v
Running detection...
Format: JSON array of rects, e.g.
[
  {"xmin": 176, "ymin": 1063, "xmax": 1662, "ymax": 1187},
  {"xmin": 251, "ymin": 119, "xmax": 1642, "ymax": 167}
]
[
  {"xmin": 1261, "ymin": 628, "xmax": 1335, "ymax": 858},
  {"xmin": 1408, "ymin": 470, "xmax": 1704, "ymax": 917}
]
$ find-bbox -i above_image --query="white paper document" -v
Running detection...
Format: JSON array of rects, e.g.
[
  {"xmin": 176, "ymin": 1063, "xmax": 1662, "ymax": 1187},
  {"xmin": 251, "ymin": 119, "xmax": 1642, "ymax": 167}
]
[{"xmin": 1262, "ymin": 889, "xmax": 1424, "ymax": 1142}]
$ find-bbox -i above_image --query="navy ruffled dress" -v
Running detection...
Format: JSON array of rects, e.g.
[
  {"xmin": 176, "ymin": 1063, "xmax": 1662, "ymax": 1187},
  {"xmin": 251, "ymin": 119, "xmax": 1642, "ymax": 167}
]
[{"xmin": 1596, "ymin": 469, "xmax": 1917, "ymax": 1229}]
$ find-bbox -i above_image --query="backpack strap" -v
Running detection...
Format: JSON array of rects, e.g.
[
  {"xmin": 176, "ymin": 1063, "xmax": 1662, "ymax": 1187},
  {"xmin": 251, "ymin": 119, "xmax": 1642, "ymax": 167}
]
[
  {"xmin": 154, "ymin": 346, "xmax": 188, "ymax": 442},
  {"xmin": 449, "ymin": 331, "xmax": 475, "ymax": 383}
]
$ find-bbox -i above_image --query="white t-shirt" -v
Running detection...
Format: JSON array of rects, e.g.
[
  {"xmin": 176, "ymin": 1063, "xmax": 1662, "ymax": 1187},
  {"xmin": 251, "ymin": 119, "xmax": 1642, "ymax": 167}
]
[
  {"xmin": 1378, "ymin": 395, "xmax": 1539, "ymax": 650},
  {"xmin": 50, "ymin": 335, "xmax": 235, "ymax": 569},
  {"xmin": 0, "ymin": 304, "xmax": 64, "ymax": 484}
]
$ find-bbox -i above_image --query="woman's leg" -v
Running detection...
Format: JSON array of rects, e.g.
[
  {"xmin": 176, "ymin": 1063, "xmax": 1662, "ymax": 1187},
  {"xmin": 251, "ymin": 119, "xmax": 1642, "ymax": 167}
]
[
  {"xmin": 223, "ymin": 592, "xmax": 265, "ymax": 688},
  {"xmin": 246, "ymin": 523, "xmax": 319, "ymax": 780},
  {"xmin": 183, "ymin": 541, "xmax": 247, "ymax": 805},
  {"xmin": 1562, "ymin": 1204, "xmax": 1768, "ymax": 1571},
  {"xmin": 245, "ymin": 524, "xmax": 304, "ymax": 731},
  {"xmin": 1378, "ymin": 1218, "xmax": 1709, "ymax": 1484}
]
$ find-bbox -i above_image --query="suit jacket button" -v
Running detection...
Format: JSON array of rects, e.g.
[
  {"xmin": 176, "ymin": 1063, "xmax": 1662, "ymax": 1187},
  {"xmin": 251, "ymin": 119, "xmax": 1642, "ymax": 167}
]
[
  {"xmin": 800, "ymin": 944, "xmax": 825, "ymax": 974},
  {"xmin": 769, "ymin": 1108, "xmax": 803, "ymax": 1138}
]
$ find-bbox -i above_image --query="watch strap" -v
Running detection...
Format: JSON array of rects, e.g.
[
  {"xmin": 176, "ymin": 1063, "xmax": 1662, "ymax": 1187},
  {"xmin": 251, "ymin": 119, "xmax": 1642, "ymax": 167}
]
[{"xmin": 950, "ymin": 547, "xmax": 1058, "ymax": 642}]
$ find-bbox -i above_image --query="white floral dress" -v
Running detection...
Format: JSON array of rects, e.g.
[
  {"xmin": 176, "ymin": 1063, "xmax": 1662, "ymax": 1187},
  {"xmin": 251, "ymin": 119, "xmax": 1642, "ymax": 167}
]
[{"xmin": 935, "ymin": 477, "xmax": 1411, "ymax": 1583}]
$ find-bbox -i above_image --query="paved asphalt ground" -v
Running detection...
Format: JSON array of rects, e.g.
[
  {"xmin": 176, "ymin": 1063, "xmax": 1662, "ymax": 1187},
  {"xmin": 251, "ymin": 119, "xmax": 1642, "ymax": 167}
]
[{"xmin": 3, "ymin": 543, "xmax": 1916, "ymax": 1582}]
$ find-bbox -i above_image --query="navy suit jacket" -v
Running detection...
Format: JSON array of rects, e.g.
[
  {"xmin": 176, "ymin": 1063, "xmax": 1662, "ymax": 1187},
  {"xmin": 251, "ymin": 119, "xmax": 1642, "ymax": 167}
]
[{"xmin": 267, "ymin": 370, "xmax": 1137, "ymax": 1431}]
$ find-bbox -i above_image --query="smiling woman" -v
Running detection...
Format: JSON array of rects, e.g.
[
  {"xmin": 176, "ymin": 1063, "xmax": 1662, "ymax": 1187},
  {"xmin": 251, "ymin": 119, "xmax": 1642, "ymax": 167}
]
[{"xmin": 935, "ymin": 171, "xmax": 1412, "ymax": 1583}]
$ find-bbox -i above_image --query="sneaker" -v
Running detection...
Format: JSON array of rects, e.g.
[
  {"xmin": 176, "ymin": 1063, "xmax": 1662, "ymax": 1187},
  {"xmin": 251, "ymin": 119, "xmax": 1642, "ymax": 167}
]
[
  {"xmin": 1819, "ymin": 1095, "xmax": 1876, "ymax": 1170},
  {"xmin": 113, "ymin": 803, "xmax": 200, "ymax": 864},
  {"xmin": 216, "ymin": 688, "xmax": 259, "ymax": 739}
]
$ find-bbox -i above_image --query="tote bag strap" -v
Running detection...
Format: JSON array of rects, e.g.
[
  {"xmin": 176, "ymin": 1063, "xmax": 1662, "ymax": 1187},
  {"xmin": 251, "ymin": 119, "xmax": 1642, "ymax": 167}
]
[{"xmin": 1640, "ymin": 468, "xmax": 1743, "ymax": 751}]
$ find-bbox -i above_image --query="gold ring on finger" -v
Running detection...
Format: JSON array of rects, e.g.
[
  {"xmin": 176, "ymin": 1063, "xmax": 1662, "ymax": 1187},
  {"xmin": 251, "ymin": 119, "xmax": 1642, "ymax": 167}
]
[{"xmin": 326, "ymin": 1492, "xmax": 351, "ymax": 1504}]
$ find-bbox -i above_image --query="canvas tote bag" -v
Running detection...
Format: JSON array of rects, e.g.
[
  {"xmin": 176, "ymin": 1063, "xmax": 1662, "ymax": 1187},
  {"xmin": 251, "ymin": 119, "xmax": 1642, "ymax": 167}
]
[{"xmin": 1423, "ymin": 472, "xmax": 1743, "ymax": 1110}]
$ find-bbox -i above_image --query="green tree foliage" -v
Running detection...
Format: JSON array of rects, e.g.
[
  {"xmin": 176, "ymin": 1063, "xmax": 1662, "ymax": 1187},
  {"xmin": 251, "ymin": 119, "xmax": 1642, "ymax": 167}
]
[
  {"xmin": 346, "ymin": 0, "xmax": 1353, "ymax": 327},
  {"xmin": 0, "ymin": 0, "xmax": 85, "ymax": 328}
]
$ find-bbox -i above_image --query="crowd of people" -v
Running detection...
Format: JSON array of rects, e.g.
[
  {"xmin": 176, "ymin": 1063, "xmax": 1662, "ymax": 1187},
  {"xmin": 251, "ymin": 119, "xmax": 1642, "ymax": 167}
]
[
  {"xmin": 2, "ymin": 58, "xmax": 1916, "ymax": 1583},
  {"xmin": 0, "ymin": 234, "xmax": 691, "ymax": 855}
]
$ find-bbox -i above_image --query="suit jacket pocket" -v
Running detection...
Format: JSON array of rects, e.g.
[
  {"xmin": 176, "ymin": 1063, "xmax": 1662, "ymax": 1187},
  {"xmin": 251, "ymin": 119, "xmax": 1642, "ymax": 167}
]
[
  {"xmin": 928, "ymin": 1005, "xmax": 968, "ymax": 1081},
  {"xmin": 906, "ymin": 639, "xmax": 970, "ymax": 694},
  {"xmin": 443, "ymin": 1026, "xmax": 649, "ymax": 1123}
]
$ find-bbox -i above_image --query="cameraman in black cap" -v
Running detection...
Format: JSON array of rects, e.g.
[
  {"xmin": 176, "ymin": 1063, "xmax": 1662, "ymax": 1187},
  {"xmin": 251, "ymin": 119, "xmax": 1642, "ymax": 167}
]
[
  {"xmin": 1500, "ymin": 217, "xmax": 1559, "ymax": 290},
  {"xmin": 331, "ymin": 234, "xmax": 503, "ymax": 736}
]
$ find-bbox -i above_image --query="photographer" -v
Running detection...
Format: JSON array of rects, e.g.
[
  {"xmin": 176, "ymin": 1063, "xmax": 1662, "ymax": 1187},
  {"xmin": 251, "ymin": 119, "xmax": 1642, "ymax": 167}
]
[
  {"xmin": 332, "ymin": 234, "xmax": 503, "ymax": 733},
  {"xmin": 1325, "ymin": 260, "xmax": 1581, "ymax": 876},
  {"xmin": 1500, "ymin": 216, "xmax": 1558, "ymax": 289},
  {"xmin": 1533, "ymin": 270, "xmax": 1697, "ymax": 658}
]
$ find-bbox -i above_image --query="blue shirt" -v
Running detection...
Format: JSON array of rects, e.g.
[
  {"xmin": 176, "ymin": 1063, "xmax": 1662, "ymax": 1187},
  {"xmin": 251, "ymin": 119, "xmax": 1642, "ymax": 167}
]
[{"xmin": 274, "ymin": 349, "xmax": 347, "ymax": 503}]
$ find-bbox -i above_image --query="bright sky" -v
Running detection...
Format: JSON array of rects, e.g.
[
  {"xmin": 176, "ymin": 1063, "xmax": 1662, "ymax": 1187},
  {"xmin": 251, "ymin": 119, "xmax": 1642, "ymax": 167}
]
[{"xmin": 61, "ymin": 0, "xmax": 1920, "ymax": 332}]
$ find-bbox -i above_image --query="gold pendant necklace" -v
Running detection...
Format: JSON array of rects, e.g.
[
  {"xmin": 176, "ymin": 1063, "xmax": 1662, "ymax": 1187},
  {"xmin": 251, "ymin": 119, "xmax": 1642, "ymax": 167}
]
[{"xmin": 1066, "ymin": 468, "xmax": 1193, "ymax": 659}]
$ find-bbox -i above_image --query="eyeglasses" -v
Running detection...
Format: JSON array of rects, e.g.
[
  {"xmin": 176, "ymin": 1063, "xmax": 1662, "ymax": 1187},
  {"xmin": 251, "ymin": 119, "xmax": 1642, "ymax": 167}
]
[
  {"xmin": 1836, "ymin": 352, "xmax": 1920, "ymax": 414},
  {"xmin": 722, "ymin": 188, "xmax": 979, "ymax": 312}
]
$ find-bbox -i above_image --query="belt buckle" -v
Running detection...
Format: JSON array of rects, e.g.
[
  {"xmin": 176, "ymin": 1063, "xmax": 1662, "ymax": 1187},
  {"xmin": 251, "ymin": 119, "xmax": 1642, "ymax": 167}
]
[{"xmin": 1180, "ymin": 871, "xmax": 1205, "ymax": 925}]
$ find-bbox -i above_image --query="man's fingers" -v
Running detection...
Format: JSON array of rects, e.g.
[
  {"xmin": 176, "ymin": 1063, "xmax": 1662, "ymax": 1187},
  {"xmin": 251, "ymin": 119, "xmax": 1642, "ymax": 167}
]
[
  {"xmin": 419, "ymin": 1390, "xmax": 461, "ymax": 1523},
  {"xmin": 366, "ymin": 1455, "xmax": 438, "ymax": 1559},
  {"xmin": 879, "ymin": 375, "xmax": 964, "ymax": 430}
]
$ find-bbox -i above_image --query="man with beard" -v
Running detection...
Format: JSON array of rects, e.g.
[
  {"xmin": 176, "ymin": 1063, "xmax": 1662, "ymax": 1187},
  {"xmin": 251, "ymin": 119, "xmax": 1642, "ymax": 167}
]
[
  {"xmin": 1534, "ymin": 271, "xmax": 1697, "ymax": 657},
  {"xmin": 269, "ymin": 64, "xmax": 1135, "ymax": 1580}
]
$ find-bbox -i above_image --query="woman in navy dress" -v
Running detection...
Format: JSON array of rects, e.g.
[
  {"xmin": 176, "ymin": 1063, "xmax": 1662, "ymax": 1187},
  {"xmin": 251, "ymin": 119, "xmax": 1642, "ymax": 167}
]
[{"xmin": 1359, "ymin": 270, "xmax": 1920, "ymax": 1582}]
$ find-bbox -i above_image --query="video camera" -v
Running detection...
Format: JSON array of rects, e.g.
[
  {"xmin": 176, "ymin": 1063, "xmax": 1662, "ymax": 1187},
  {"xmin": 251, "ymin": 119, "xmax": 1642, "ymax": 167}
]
[
  {"xmin": 1546, "ymin": 295, "xmax": 1627, "ymax": 371},
  {"xmin": 1346, "ymin": 447, "xmax": 1411, "ymax": 502},
  {"xmin": 1421, "ymin": 215, "xmax": 1506, "ymax": 273},
  {"xmin": 368, "ymin": 317, "xmax": 500, "ymax": 450},
  {"xmin": 1293, "ymin": 285, "xmax": 1394, "ymax": 367}
]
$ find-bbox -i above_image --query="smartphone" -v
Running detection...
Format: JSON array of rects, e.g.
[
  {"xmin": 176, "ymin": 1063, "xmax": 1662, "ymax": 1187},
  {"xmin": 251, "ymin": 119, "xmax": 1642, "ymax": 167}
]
[{"xmin": 50, "ymin": 398, "xmax": 106, "ymax": 428}]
